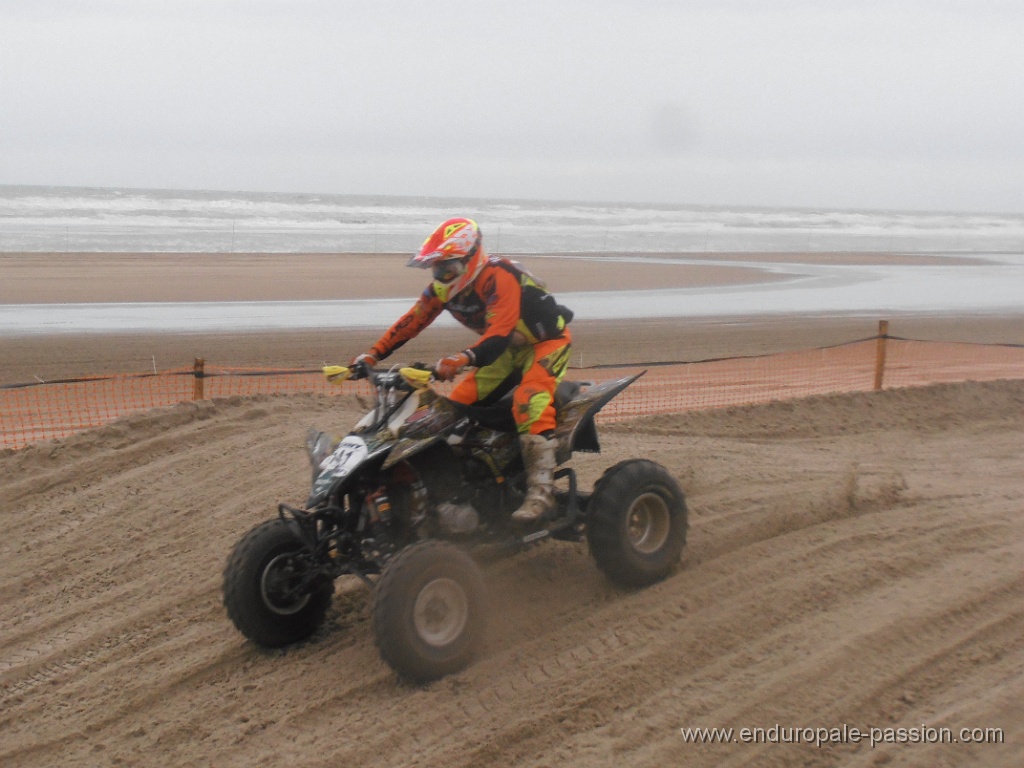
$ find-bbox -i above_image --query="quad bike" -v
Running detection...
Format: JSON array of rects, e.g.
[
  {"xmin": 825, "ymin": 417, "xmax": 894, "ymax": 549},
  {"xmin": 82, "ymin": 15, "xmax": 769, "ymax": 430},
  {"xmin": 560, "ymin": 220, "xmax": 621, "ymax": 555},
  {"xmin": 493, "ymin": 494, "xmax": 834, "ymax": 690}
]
[{"xmin": 222, "ymin": 362, "xmax": 687, "ymax": 682}]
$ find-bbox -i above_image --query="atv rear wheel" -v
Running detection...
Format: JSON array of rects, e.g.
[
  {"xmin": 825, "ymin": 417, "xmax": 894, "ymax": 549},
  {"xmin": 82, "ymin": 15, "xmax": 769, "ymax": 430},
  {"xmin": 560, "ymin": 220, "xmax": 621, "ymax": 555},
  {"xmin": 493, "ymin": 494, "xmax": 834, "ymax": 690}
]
[
  {"xmin": 223, "ymin": 518, "xmax": 333, "ymax": 648},
  {"xmin": 587, "ymin": 459, "xmax": 687, "ymax": 588},
  {"xmin": 372, "ymin": 540, "xmax": 486, "ymax": 683}
]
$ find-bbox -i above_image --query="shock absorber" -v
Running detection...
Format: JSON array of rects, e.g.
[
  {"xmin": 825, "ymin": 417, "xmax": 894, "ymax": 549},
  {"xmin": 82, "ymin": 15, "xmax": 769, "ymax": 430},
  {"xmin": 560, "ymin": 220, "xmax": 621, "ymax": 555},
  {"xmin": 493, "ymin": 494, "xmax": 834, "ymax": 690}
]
[{"xmin": 366, "ymin": 488, "xmax": 392, "ymax": 525}]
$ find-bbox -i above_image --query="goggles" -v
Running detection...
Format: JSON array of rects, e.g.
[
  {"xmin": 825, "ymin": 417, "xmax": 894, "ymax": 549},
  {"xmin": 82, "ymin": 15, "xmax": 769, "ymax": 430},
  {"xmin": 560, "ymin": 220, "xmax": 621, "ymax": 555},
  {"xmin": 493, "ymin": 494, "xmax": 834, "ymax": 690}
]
[{"xmin": 432, "ymin": 258, "xmax": 466, "ymax": 284}]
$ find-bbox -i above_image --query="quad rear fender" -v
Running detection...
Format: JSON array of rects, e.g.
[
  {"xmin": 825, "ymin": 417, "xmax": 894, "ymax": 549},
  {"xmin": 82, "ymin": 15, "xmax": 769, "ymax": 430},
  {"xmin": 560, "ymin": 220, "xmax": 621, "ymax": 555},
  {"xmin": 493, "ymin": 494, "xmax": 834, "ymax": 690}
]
[{"xmin": 553, "ymin": 373, "xmax": 644, "ymax": 465}]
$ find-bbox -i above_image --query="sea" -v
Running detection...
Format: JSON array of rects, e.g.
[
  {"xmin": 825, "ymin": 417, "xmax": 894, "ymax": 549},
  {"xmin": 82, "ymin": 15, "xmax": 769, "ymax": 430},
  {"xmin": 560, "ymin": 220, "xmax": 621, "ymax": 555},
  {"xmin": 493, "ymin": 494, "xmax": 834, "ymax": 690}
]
[
  {"xmin": 2, "ymin": 185, "xmax": 1023, "ymax": 333},
  {"xmin": 4, "ymin": 185, "xmax": 1024, "ymax": 255}
]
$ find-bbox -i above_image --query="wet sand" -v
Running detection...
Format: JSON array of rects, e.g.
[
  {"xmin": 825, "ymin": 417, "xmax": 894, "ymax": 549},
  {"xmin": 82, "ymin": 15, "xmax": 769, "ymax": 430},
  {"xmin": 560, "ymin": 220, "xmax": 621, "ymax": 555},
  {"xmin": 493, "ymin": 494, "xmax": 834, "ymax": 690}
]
[
  {"xmin": 0, "ymin": 251, "xmax": 792, "ymax": 304},
  {"xmin": 2, "ymin": 251, "xmax": 1023, "ymax": 383}
]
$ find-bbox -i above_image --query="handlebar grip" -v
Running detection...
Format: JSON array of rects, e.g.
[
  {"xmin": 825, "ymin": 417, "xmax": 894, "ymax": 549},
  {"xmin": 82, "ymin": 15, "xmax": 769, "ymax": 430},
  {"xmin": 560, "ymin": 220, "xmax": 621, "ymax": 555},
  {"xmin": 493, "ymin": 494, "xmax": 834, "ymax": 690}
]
[{"xmin": 352, "ymin": 359, "xmax": 377, "ymax": 381}]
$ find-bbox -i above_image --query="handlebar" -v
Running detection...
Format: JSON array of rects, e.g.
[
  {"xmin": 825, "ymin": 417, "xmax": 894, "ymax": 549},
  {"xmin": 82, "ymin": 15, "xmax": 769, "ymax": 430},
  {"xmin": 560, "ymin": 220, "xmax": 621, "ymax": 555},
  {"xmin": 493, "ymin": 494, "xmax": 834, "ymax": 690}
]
[{"xmin": 322, "ymin": 363, "xmax": 437, "ymax": 389}]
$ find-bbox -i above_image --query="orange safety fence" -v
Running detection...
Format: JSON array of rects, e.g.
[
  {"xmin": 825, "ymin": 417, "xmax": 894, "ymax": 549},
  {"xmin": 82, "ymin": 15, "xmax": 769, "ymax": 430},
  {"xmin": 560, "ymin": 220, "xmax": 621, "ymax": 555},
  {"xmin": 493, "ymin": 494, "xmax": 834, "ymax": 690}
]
[
  {"xmin": 3, "ymin": 334, "xmax": 1024, "ymax": 451},
  {"xmin": 582, "ymin": 336, "xmax": 1024, "ymax": 420}
]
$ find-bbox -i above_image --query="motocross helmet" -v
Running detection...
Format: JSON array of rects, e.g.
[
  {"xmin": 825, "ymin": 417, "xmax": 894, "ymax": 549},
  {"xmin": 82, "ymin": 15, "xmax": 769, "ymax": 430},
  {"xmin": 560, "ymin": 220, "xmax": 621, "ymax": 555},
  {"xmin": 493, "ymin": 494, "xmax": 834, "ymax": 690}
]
[{"xmin": 409, "ymin": 217, "xmax": 486, "ymax": 303}]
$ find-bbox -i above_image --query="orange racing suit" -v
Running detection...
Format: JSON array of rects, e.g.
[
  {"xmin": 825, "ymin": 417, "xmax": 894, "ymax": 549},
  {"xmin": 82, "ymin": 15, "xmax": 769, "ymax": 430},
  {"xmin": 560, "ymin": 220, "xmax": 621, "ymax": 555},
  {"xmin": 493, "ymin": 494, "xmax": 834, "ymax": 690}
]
[{"xmin": 367, "ymin": 256, "xmax": 573, "ymax": 435}]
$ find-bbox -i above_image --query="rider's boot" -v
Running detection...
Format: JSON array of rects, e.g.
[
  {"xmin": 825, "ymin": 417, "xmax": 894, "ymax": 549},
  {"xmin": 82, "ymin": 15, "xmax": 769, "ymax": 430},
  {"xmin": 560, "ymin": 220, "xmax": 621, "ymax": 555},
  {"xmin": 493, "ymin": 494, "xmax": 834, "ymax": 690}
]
[{"xmin": 511, "ymin": 433, "xmax": 557, "ymax": 524}]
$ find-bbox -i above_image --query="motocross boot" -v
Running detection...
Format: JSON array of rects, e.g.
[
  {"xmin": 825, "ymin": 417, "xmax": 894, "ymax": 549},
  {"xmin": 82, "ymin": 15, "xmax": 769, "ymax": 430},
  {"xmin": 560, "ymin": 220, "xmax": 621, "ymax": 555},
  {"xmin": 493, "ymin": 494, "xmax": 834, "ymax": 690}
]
[{"xmin": 511, "ymin": 434, "xmax": 557, "ymax": 523}]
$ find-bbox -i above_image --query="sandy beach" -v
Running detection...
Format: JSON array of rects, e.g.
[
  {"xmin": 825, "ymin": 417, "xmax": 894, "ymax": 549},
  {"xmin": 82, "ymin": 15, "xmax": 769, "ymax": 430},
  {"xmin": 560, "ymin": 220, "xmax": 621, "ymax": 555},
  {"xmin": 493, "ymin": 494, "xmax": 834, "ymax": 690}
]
[
  {"xmin": 3, "ymin": 251, "xmax": 1023, "ymax": 384},
  {"xmin": 4, "ymin": 0, "xmax": 1023, "ymax": 758},
  {"xmin": 0, "ymin": 251, "xmax": 799, "ymax": 304},
  {"xmin": 2, "ymin": 378, "xmax": 1021, "ymax": 768},
  {"xmin": 2, "ymin": 250, "xmax": 1023, "ymax": 766}
]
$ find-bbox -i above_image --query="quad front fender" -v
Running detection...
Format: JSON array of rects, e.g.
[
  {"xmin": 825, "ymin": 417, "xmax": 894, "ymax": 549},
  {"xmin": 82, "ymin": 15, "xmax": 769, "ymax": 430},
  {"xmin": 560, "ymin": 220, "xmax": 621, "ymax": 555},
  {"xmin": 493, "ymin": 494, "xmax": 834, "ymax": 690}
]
[{"xmin": 306, "ymin": 434, "xmax": 392, "ymax": 507}]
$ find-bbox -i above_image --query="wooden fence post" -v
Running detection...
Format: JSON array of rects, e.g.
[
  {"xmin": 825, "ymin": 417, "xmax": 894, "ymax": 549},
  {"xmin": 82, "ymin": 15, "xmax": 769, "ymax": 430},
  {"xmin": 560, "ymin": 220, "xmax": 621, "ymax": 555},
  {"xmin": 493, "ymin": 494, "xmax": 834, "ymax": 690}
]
[
  {"xmin": 193, "ymin": 358, "xmax": 205, "ymax": 401},
  {"xmin": 873, "ymin": 320, "xmax": 889, "ymax": 391}
]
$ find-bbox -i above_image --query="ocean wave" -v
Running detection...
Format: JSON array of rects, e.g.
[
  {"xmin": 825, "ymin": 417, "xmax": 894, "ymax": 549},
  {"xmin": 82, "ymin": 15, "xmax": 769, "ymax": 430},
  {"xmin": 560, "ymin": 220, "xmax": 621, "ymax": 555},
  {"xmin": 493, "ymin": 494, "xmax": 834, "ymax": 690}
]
[{"xmin": 2, "ymin": 186, "xmax": 1023, "ymax": 253}]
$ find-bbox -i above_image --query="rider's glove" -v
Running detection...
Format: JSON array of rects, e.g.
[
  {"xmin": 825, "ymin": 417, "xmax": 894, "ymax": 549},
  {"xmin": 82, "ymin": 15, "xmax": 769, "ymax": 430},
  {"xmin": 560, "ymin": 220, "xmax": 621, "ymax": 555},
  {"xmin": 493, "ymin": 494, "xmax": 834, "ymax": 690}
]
[
  {"xmin": 435, "ymin": 351, "xmax": 472, "ymax": 381},
  {"xmin": 349, "ymin": 352, "xmax": 377, "ymax": 380}
]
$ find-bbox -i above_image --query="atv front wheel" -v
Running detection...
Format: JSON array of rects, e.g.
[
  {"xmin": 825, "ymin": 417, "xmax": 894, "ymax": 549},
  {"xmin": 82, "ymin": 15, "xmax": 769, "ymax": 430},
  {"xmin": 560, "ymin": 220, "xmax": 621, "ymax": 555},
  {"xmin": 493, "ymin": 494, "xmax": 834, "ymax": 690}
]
[
  {"xmin": 587, "ymin": 459, "xmax": 687, "ymax": 588},
  {"xmin": 223, "ymin": 518, "xmax": 333, "ymax": 647},
  {"xmin": 372, "ymin": 540, "xmax": 486, "ymax": 683}
]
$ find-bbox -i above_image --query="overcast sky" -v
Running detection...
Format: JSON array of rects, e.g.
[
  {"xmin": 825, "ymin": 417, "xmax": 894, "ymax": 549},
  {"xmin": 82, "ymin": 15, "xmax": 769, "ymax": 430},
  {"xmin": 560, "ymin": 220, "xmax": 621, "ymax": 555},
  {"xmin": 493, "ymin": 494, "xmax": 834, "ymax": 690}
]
[{"xmin": 2, "ymin": 1, "xmax": 1022, "ymax": 212}]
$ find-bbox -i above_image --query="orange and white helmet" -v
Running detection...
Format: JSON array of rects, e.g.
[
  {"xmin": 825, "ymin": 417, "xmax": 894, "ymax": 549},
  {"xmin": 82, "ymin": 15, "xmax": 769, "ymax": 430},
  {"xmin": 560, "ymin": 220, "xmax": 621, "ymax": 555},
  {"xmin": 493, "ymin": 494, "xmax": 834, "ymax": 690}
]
[{"xmin": 409, "ymin": 217, "xmax": 487, "ymax": 302}]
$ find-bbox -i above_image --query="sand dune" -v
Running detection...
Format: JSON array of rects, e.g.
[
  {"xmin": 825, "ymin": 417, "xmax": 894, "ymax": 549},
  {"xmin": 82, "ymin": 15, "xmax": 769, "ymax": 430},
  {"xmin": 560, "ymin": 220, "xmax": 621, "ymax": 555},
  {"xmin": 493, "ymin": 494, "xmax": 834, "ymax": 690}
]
[{"xmin": 1, "ymin": 379, "xmax": 1021, "ymax": 767}]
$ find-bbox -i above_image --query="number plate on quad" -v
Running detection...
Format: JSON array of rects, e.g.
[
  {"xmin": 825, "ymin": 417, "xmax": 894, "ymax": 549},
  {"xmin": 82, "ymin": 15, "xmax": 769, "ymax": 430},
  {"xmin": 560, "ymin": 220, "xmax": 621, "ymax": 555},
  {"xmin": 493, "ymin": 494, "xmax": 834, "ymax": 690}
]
[{"xmin": 312, "ymin": 435, "xmax": 369, "ymax": 497}]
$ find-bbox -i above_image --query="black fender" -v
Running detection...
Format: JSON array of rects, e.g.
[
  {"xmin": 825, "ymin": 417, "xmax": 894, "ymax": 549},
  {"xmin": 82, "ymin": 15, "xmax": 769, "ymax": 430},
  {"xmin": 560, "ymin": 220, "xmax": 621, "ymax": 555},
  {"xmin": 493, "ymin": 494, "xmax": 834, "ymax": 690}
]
[
  {"xmin": 553, "ymin": 373, "xmax": 644, "ymax": 465},
  {"xmin": 305, "ymin": 440, "xmax": 392, "ymax": 508},
  {"xmin": 383, "ymin": 434, "xmax": 447, "ymax": 471}
]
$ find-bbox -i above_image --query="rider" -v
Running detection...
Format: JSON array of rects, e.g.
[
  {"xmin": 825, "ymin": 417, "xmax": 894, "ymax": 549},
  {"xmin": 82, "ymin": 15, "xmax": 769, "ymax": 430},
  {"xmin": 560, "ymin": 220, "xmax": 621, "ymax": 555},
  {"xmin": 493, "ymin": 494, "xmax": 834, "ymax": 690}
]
[{"xmin": 350, "ymin": 217, "xmax": 573, "ymax": 523}]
